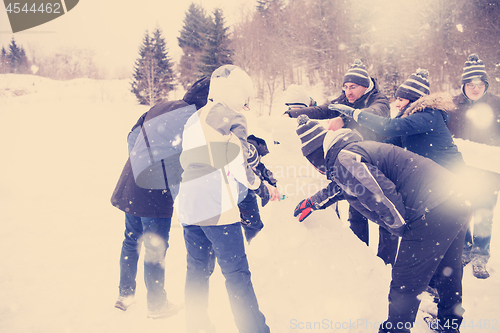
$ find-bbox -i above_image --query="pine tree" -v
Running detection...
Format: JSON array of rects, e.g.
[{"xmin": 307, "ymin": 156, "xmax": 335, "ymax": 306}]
[
  {"xmin": 131, "ymin": 29, "xmax": 175, "ymax": 105},
  {"xmin": 7, "ymin": 38, "xmax": 29, "ymax": 74},
  {"xmin": 177, "ymin": 3, "xmax": 210, "ymax": 89},
  {"xmin": 0, "ymin": 47, "xmax": 8, "ymax": 74},
  {"xmin": 198, "ymin": 8, "xmax": 234, "ymax": 77},
  {"xmin": 152, "ymin": 28, "xmax": 175, "ymax": 99}
]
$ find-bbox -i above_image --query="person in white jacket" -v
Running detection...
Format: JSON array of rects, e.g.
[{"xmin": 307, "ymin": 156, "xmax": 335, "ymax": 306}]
[{"xmin": 176, "ymin": 65, "xmax": 277, "ymax": 333}]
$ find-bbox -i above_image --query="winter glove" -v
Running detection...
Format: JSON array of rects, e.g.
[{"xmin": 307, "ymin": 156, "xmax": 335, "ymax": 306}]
[
  {"xmin": 293, "ymin": 197, "xmax": 317, "ymax": 222},
  {"xmin": 328, "ymin": 103, "xmax": 356, "ymax": 118}
]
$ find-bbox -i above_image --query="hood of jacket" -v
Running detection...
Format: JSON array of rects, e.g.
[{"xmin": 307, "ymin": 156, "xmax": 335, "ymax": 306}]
[
  {"xmin": 401, "ymin": 92, "xmax": 455, "ymax": 118},
  {"xmin": 208, "ymin": 65, "xmax": 254, "ymax": 112}
]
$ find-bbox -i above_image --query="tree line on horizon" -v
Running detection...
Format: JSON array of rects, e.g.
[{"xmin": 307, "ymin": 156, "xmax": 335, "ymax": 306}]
[
  {"xmin": 2, "ymin": 0, "xmax": 500, "ymax": 111},
  {"xmin": 0, "ymin": 37, "xmax": 100, "ymax": 80},
  {"xmin": 113, "ymin": 0, "xmax": 500, "ymax": 110}
]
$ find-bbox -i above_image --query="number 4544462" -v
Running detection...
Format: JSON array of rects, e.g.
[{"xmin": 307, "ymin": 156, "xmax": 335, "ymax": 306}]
[{"xmin": 5, "ymin": 2, "xmax": 62, "ymax": 14}]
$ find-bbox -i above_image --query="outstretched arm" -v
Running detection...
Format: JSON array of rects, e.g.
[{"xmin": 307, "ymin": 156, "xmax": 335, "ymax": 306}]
[
  {"xmin": 294, "ymin": 182, "xmax": 344, "ymax": 222},
  {"xmin": 355, "ymin": 110, "xmax": 438, "ymax": 136}
]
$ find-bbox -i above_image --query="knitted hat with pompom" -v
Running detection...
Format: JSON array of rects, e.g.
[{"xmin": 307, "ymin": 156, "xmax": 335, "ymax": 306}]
[
  {"xmin": 296, "ymin": 115, "xmax": 328, "ymax": 174},
  {"xmin": 461, "ymin": 53, "xmax": 489, "ymax": 85},
  {"xmin": 395, "ymin": 69, "xmax": 430, "ymax": 103},
  {"xmin": 343, "ymin": 59, "xmax": 370, "ymax": 88}
]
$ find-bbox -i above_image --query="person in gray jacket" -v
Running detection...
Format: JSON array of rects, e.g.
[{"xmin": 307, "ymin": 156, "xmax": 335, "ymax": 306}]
[{"xmin": 294, "ymin": 115, "xmax": 470, "ymax": 333}]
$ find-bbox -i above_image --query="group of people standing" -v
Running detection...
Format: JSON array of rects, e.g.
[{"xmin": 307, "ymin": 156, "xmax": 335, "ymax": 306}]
[
  {"xmin": 107, "ymin": 52, "xmax": 499, "ymax": 333},
  {"xmin": 290, "ymin": 53, "xmax": 500, "ymax": 333},
  {"xmin": 111, "ymin": 66, "xmax": 278, "ymax": 332}
]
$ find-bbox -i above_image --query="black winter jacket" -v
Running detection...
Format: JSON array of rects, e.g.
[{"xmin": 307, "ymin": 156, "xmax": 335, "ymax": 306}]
[
  {"xmin": 312, "ymin": 131, "xmax": 460, "ymax": 236},
  {"xmin": 448, "ymin": 92, "xmax": 500, "ymax": 147}
]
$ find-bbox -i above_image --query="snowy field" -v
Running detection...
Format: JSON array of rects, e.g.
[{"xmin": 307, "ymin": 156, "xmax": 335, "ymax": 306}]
[{"xmin": 1, "ymin": 74, "xmax": 499, "ymax": 333}]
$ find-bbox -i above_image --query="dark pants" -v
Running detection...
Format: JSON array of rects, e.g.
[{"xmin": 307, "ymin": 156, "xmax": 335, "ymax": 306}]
[
  {"xmin": 183, "ymin": 222, "xmax": 270, "ymax": 333},
  {"xmin": 239, "ymin": 190, "xmax": 264, "ymax": 243},
  {"xmin": 118, "ymin": 213, "xmax": 171, "ymax": 311},
  {"xmin": 464, "ymin": 191, "xmax": 498, "ymax": 263},
  {"xmin": 385, "ymin": 196, "xmax": 471, "ymax": 332},
  {"xmin": 349, "ymin": 206, "xmax": 399, "ymax": 265}
]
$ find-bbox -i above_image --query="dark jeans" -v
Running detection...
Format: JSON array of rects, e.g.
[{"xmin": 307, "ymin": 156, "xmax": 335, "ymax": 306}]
[
  {"xmin": 464, "ymin": 191, "xmax": 498, "ymax": 262},
  {"xmin": 385, "ymin": 195, "xmax": 471, "ymax": 332},
  {"xmin": 349, "ymin": 205, "xmax": 399, "ymax": 265},
  {"xmin": 239, "ymin": 190, "xmax": 264, "ymax": 243},
  {"xmin": 183, "ymin": 222, "xmax": 270, "ymax": 333},
  {"xmin": 118, "ymin": 213, "xmax": 171, "ymax": 311}
]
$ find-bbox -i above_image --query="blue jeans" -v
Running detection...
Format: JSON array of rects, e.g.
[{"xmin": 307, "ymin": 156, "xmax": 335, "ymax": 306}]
[
  {"xmin": 118, "ymin": 213, "xmax": 171, "ymax": 311},
  {"xmin": 464, "ymin": 191, "xmax": 498, "ymax": 262},
  {"xmin": 183, "ymin": 222, "xmax": 270, "ymax": 333}
]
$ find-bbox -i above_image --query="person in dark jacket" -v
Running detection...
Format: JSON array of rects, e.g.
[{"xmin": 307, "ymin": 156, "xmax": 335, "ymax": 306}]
[
  {"xmin": 284, "ymin": 59, "xmax": 392, "ymax": 264},
  {"xmin": 330, "ymin": 69, "xmax": 467, "ymax": 269},
  {"xmin": 110, "ymin": 76, "xmax": 210, "ymax": 318},
  {"xmin": 294, "ymin": 116, "xmax": 470, "ymax": 333},
  {"xmin": 329, "ymin": 68, "xmax": 466, "ymax": 173},
  {"xmin": 241, "ymin": 134, "xmax": 279, "ymax": 243},
  {"xmin": 447, "ymin": 53, "xmax": 500, "ymax": 279}
]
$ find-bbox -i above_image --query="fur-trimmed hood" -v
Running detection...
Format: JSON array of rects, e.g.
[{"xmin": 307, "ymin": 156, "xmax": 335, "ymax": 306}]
[{"xmin": 401, "ymin": 92, "xmax": 455, "ymax": 118}]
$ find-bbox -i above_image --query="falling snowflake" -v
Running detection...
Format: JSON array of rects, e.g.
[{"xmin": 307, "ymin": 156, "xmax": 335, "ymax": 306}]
[{"xmin": 172, "ymin": 134, "xmax": 182, "ymax": 146}]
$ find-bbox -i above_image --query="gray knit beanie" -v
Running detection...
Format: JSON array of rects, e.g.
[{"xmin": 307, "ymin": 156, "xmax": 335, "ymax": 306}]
[
  {"xmin": 343, "ymin": 59, "xmax": 370, "ymax": 88},
  {"xmin": 296, "ymin": 115, "xmax": 327, "ymax": 174},
  {"xmin": 395, "ymin": 69, "xmax": 430, "ymax": 102},
  {"xmin": 462, "ymin": 53, "xmax": 489, "ymax": 86}
]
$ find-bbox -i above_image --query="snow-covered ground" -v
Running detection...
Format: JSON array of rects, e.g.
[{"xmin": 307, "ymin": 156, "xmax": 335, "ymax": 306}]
[{"xmin": 1, "ymin": 74, "xmax": 499, "ymax": 333}]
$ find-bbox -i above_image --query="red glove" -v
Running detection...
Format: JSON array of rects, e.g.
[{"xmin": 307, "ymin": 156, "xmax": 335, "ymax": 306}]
[{"xmin": 294, "ymin": 197, "xmax": 316, "ymax": 222}]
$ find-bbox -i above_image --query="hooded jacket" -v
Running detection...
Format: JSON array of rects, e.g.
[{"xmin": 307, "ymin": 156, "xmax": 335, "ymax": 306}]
[
  {"xmin": 448, "ymin": 91, "xmax": 500, "ymax": 147},
  {"xmin": 310, "ymin": 130, "xmax": 460, "ymax": 237},
  {"xmin": 288, "ymin": 77, "xmax": 390, "ymax": 142},
  {"xmin": 354, "ymin": 92, "xmax": 465, "ymax": 172},
  {"xmin": 110, "ymin": 77, "xmax": 210, "ymax": 218},
  {"xmin": 176, "ymin": 66, "xmax": 259, "ymax": 226}
]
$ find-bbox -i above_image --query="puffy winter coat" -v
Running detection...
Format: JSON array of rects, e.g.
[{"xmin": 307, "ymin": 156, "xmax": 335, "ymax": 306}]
[
  {"xmin": 312, "ymin": 130, "xmax": 460, "ymax": 237},
  {"xmin": 288, "ymin": 77, "xmax": 390, "ymax": 142},
  {"xmin": 355, "ymin": 92, "xmax": 465, "ymax": 172},
  {"xmin": 175, "ymin": 65, "xmax": 259, "ymax": 226},
  {"xmin": 110, "ymin": 77, "xmax": 210, "ymax": 218},
  {"xmin": 448, "ymin": 91, "xmax": 500, "ymax": 147}
]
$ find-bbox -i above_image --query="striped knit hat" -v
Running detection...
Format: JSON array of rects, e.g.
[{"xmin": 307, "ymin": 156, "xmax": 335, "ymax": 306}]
[
  {"xmin": 395, "ymin": 69, "xmax": 430, "ymax": 102},
  {"xmin": 461, "ymin": 53, "xmax": 489, "ymax": 86},
  {"xmin": 343, "ymin": 59, "xmax": 370, "ymax": 88},
  {"xmin": 296, "ymin": 115, "xmax": 327, "ymax": 174}
]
